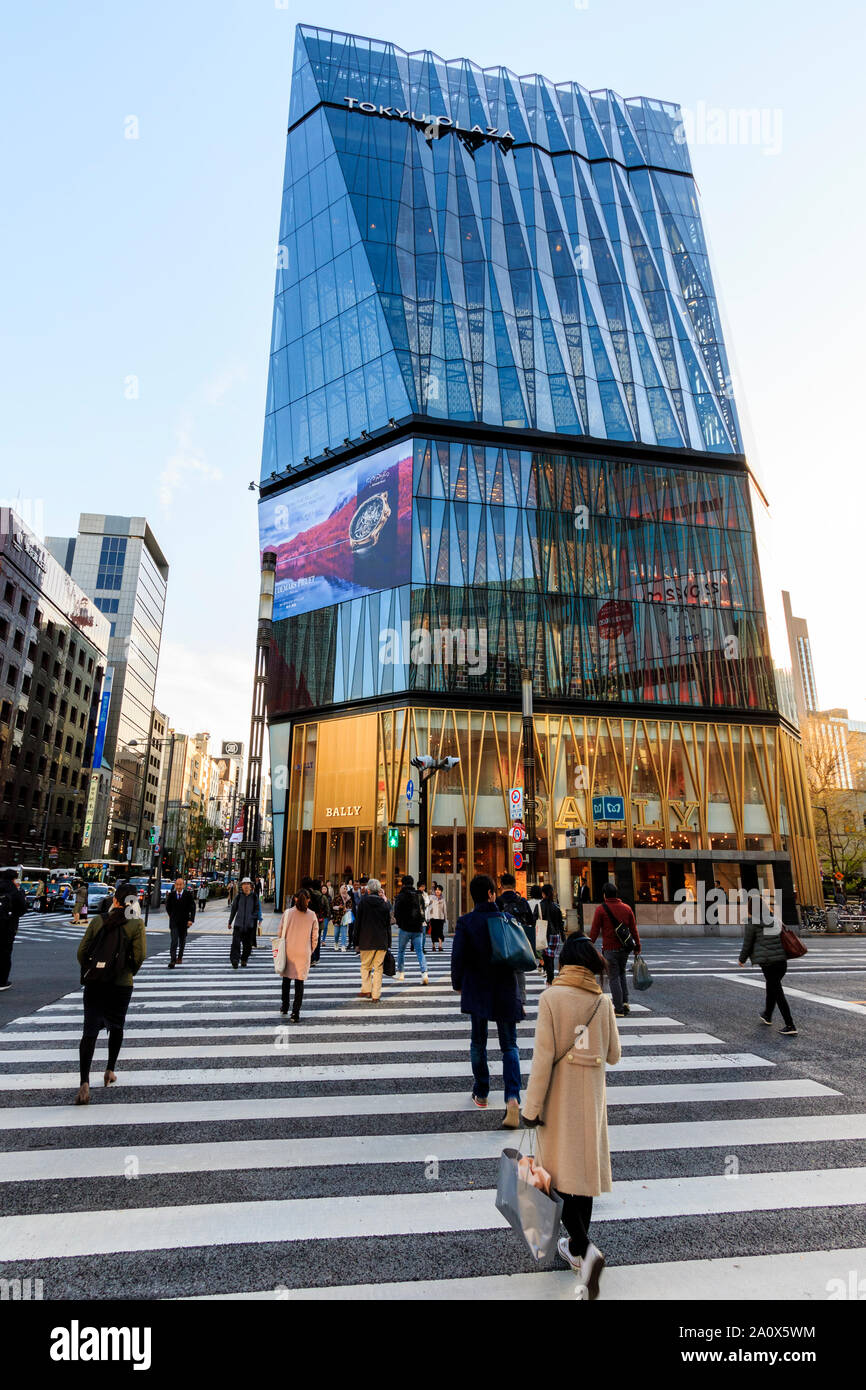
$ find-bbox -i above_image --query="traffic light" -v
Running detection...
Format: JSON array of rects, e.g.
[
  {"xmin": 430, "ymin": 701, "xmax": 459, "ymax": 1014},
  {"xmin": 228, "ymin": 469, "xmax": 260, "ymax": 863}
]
[{"xmin": 387, "ymin": 827, "xmax": 400, "ymax": 848}]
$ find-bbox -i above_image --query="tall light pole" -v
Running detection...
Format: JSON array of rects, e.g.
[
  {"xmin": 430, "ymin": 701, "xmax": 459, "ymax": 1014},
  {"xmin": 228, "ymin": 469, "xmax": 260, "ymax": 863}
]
[
  {"xmin": 241, "ymin": 551, "xmax": 276, "ymax": 884},
  {"xmin": 521, "ymin": 668, "xmax": 537, "ymax": 884},
  {"xmin": 411, "ymin": 754, "xmax": 460, "ymax": 890},
  {"xmin": 153, "ymin": 732, "xmax": 179, "ymax": 911}
]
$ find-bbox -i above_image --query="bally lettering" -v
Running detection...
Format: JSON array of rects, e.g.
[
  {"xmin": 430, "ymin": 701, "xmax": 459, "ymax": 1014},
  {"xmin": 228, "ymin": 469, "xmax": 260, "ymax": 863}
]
[{"xmin": 325, "ymin": 805, "xmax": 362, "ymax": 818}]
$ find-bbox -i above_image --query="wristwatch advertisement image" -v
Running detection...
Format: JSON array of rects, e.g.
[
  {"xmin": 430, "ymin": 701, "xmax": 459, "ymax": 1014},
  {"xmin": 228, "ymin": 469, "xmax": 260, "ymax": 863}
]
[{"xmin": 348, "ymin": 490, "xmax": 391, "ymax": 555}]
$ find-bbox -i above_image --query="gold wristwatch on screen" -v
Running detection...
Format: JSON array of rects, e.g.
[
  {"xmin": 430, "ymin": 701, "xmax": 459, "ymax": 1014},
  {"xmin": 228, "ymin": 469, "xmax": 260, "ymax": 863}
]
[{"xmin": 348, "ymin": 491, "xmax": 391, "ymax": 555}]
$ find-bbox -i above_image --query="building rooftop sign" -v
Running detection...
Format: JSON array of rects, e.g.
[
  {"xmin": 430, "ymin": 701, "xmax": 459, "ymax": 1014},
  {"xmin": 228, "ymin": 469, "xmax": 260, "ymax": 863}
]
[{"xmin": 343, "ymin": 96, "xmax": 514, "ymax": 148}]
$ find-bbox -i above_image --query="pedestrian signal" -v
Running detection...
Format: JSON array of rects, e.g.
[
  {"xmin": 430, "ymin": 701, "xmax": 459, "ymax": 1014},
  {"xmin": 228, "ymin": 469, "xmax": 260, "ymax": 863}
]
[{"xmin": 387, "ymin": 827, "xmax": 400, "ymax": 848}]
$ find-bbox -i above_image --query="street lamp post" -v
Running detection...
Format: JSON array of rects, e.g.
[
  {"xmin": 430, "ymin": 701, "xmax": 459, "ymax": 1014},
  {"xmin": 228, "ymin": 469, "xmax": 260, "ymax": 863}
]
[
  {"xmin": 411, "ymin": 754, "xmax": 460, "ymax": 891},
  {"xmin": 240, "ymin": 551, "xmax": 276, "ymax": 885},
  {"xmin": 153, "ymin": 732, "xmax": 179, "ymax": 913},
  {"xmin": 521, "ymin": 668, "xmax": 537, "ymax": 884}
]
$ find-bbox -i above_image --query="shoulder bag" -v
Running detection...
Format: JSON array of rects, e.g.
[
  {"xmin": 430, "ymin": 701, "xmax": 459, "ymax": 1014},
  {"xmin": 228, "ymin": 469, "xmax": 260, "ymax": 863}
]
[
  {"xmin": 272, "ymin": 916, "xmax": 288, "ymax": 975},
  {"xmin": 603, "ymin": 900, "xmax": 636, "ymax": 952},
  {"xmin": 488, "ymin": 911, "xmax": 537, "ymax": 971}
]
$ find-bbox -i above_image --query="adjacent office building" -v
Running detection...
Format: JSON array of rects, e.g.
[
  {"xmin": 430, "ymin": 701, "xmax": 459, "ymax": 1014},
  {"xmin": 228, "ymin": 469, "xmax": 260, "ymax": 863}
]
[
  {"xmin": 47, "ymin": 514, "xmax": 169, "ymax": 862},
  {"xmin": 0, "ymin": 509, "xmax": 110, "ymax": 866},
  {"xmin": 258, "ymin": 26, "xmax": 821, "ymax": 919}
]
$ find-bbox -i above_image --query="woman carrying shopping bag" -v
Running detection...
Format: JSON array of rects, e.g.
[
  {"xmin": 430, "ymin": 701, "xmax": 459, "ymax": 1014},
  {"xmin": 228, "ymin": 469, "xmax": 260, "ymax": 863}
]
[
  {"xmin": 275, "ymin": 888, "xmax": 319, "ymax": 1022},
  {"xmin": 522, "ymin": 934, "xmax": 621, "ymax": 1299}
]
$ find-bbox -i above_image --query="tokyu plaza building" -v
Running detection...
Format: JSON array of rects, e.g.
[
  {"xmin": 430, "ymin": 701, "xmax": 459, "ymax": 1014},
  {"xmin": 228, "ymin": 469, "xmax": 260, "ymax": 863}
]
[{"xmin": 259, "ymin": 25, "xmax": 820, "ymax": 925}]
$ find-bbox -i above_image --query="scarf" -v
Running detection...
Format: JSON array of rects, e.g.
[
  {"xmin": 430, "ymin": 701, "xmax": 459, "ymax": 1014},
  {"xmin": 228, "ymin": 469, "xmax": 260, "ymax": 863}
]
[{"xmin": 551, "ymin": 964, "xmax": 602, "ymax": 994}]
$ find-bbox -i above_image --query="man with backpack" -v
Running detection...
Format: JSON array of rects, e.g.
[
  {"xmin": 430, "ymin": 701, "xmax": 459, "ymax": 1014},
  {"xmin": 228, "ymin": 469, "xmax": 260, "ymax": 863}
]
[
  {"xmin": 452, "ymin": 874, "xmax": 524, "ymax": 1128},
  {"xmin": 394, "ymin": 874, "xmax": 429, "ymax": 984},
  {"xmin": 589, "ymin": 881, "xmax": 641, "ymax": 1017},
  {"xmin": 74, "ymin": 879, "xmax": 147, "ymax": 1105},
  {"xmin": 497, "ymin": 872, "xmax": 535, "ymax": 1002},
  {"xmin": 165, "ymin": 876, "xmax": 197, "ymax": 968},
  {"xmin": 0, "ymin": 868, "xmax": 28, "ymax": 993}
]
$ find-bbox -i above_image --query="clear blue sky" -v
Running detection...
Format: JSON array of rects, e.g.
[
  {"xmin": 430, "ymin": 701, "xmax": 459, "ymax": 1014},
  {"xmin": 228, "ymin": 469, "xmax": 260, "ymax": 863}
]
[{"xmin": 2, "ymin": 0, "xmax": 864, "ymax": 745}]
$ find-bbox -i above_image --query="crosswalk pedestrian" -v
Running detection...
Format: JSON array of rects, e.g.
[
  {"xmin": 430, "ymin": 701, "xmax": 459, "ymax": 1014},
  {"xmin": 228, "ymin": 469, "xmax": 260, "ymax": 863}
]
[{"xmin": 0, "ymin": 935, "xmax": 863, "ymax": 1299}]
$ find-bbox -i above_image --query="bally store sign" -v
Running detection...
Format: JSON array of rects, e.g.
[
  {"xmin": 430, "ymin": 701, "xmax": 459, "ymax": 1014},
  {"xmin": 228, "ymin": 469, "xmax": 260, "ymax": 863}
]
[{"xmin": 343, "ymin": 96, "xmax": 515, "ymax": 149}]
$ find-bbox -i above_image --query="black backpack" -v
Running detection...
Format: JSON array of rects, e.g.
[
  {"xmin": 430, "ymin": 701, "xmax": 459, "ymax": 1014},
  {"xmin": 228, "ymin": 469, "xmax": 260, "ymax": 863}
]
[
  {"xmin": 80, "ymin": 914, "xmax": 131, "ymax": 985},
  {"xmin": 401, "ymin": 889, "xmax": 424, "ymax": 932}
]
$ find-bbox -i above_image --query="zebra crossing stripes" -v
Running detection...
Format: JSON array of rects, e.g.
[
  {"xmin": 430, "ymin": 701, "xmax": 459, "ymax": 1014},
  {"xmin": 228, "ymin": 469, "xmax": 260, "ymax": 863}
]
[
  {"xmin": 5, "ymin": 1112, "xmax": 866, "ymax": 1183},
  {"xmin": 0, "ymin": 933, "xmax": 861, "ymax": 1300},
  {"xmin": 5, "ymin": 1167, "xmax": 866, "ymax": 1262}
]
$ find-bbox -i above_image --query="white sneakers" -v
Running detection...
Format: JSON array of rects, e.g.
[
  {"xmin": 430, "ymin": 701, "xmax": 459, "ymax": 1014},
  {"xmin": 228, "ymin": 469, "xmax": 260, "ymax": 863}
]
[
  {"xmin": 558, "ymin": 1237, "xmax": 605, "ymax": 1299},
  {"xmin": 396, "ymin": 970, "xmax": 429, "ymax": 983},
  {"xmin": 422, "ymin": 973, "xmax": 429, "ymax": 985},
  {"xmin": 557, "ymin": 1236, "xmax": 581, "ymax": 1273},
  {"xmin": 396, "ymin": 971, "xmax": 405, "ymax": 981}
]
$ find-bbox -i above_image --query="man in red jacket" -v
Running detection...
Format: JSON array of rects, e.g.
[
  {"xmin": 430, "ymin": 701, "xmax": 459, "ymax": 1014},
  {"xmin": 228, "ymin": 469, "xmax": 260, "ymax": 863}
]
[{"xmin": 589, "ymin": 882, "xmax": 641, "ymax": 1017}]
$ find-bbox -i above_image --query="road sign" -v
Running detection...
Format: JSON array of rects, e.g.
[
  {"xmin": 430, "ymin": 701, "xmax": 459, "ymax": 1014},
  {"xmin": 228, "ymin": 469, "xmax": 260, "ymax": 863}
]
[
  {"xmin": 388, "ymin": 827, "xmax": 400, "ymax": 848},
  {"xmin": 406, "ymin": 779, "xmax": 414, "ymax": 802},
  {"xmin": 510, "ymin": 824, "xmax": 524, "ymax": 842},
  {"xmin": 509, "ymin": 786, "xmax": 524, "ymax": 821},
  {"xmin": 513, "ymin": 849, "xmax": 524, "ymax": 870},
  {"xmin": 48, "ymin": 846, "xmax": 58, "ymax": 860},
  {"xmin": 592, "ymin": 795, "xmax": 625, "ymax": 822}
]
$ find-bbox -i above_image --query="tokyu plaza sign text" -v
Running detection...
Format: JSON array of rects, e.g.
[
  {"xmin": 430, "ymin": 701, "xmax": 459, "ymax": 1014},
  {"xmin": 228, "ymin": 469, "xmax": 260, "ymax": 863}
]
[{"xmin": 344, "ymin": 96, "xmax": 514, "ymax": 148}]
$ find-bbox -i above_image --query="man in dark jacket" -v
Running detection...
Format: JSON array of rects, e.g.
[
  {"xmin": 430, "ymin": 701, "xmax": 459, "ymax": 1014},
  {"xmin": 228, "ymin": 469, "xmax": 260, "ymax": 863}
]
[
  {"xmin": 452, "ymin": 873, "xmax": 524, "ymax": 1128},
  {"xmin": 354, "ymin": 878, "xmax": 391, "ymax": 1001},
  {"xmin": 0, "ymin": 868, "xmax": 28, "ymax": 992},
  {"xmin": 228, "ymin": 877, "xmax": 261, "ymax": 969},
  {"xmin": 589, "ymin": 881, "xmax": 641, "ymax": 1017},
  {"xmin": 394, "ymin": 874, "xmax": 428, "ymax": 984},
  {"xmin": 165, "ymin": 876, "xmax": 196, "ymax": 968}
]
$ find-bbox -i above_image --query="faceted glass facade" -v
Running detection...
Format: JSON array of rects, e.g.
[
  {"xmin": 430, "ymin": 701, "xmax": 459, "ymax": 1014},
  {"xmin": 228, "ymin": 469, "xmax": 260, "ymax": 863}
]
[
  {"xmin": 262, "ymin": 25, "xmax": 740, "ymax": 479},
  {"xmin": 268, "ymin": 436, "xmax": 773, "ymax": 714},
  {"xmin": 261, "ymin": 27, "xmax": 820, "ymax": 911}
]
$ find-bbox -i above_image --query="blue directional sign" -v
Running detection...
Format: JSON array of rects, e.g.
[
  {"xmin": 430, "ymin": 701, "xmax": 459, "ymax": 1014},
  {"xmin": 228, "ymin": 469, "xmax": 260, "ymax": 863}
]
[
  {"xmin": 592, "ymin": 795, "xmax": 625, "ymax": 822},
  {"xmin": 406, "ymin": 779, "xmax": 414, "ymax": 802}
]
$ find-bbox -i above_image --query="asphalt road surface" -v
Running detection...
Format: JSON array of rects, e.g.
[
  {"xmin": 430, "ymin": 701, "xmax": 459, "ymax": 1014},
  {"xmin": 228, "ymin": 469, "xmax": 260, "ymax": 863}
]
[{"xmin": 0, "ymin": 924, "xmax": 864, "ymax": 1301}]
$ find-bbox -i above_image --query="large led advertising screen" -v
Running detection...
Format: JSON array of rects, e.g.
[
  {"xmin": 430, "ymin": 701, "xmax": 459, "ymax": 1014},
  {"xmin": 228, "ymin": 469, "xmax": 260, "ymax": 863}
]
[{"xmin": 259, "ymin": 443, "xmax": 413, "ymax": 621}]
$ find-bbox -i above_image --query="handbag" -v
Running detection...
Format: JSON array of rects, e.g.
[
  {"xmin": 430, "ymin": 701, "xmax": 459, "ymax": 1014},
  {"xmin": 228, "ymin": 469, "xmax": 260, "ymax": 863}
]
[
  {"xmin": 382, "ymin": 948, "xmax": 396, "ymax": 977},
  {"xmin": 780, "ymin": 928, "xmax": 807, "ymax": 959},
  {"xmin": 495, "ymin": 1130, "xmax": 564, "ymax": 1264},
  {"xmin": 488, "ymin": 912, "xmax": 537, "ymax": 971},
  {"xmin": 632, "ymin": 953, "xmax": 653, "ymax": 990},
  {"xmin": 603, "ymin": 900, "xmax": 635, "ymax": 952},
  {"xmin": 533, "ymin": 902, "xmax": 548, "ymax": 952},
  {"xmin": 272, "ymin": 921, "xmax": 287, "ymax": 975}
]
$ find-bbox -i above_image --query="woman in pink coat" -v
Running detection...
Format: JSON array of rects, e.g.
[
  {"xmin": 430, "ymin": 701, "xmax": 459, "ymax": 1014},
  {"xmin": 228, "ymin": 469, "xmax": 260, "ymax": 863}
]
[{"xmin": 277, "ymin": 889, "xmax": 319, "ymax": 1021}]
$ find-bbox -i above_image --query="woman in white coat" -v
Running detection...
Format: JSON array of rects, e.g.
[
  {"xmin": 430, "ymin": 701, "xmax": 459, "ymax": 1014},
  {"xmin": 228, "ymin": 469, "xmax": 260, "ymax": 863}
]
[
  {"xmin": 276, "ymin": 888, "xmax": 319, "ymax": 1022},
  {"xmin": 522, "ymin": 934, "xmax": 621, "ymax": 1299}
]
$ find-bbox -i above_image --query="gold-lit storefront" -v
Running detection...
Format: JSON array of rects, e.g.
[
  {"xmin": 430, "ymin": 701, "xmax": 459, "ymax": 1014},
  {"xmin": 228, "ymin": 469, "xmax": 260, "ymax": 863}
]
[{"xmin": 281, "ymin": 707, "xmax": 821, "ymax": 914}]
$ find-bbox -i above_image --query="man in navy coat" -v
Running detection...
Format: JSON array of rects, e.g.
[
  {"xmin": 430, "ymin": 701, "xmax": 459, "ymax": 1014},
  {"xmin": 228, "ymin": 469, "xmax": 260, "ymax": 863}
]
[{"xmin": 451, "ymin": 873, "xmax": 524, "ymax": 1128}]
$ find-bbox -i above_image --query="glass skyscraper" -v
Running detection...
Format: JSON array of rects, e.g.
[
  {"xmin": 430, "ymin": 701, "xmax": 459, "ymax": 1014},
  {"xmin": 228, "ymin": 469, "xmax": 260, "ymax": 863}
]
[{"xmin": 261, "ymin": 25, "xmax": 819, "ymax": 920}]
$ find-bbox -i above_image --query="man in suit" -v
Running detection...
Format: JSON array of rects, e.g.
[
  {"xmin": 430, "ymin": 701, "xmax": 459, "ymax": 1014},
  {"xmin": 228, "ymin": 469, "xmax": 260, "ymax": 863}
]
[
  {"xmin": 451, "ymin": 874, "xmax": 524, "ymax": 1129},
  {"xmin": 165, "ymin": 876, "xmax": 196, "ymax": 968}
]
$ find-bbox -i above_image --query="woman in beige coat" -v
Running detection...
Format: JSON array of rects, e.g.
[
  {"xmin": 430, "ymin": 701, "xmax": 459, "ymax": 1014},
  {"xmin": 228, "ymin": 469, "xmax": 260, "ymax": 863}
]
[
  {"xmin": 277, "ymin": 889, "xmax": 319, "ymax": 1021},
  {"xmin": 522, "ymin": 934, "xmax": 621, "ymax": 1299}
]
